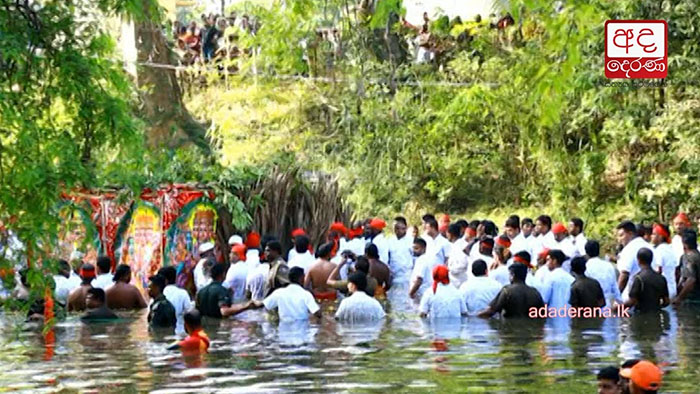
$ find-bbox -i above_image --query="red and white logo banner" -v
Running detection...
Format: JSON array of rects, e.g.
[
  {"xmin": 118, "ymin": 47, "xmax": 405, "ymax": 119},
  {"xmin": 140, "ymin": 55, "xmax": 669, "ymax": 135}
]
[{"xmin": 605, "ymin": 20, "xmax": 667, "ymax": 79}]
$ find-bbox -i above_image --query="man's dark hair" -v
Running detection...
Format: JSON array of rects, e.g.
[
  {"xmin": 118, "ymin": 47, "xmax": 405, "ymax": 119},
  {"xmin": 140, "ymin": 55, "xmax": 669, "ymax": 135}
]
[
  {"xmin": 570, "ymin": 256, "xmax": 587, "ymax": 275},
  {"xmin": 211, "ymin": 263, "xmax": 226, "ymax": 280},
  {"xmin": 536, "ymin": 215, "xmax": 552, "ymax": 229},
  {"xmin": 514, "ymin": 251, "xmax": 531, "ymax": 263},
  {"xmin": 365, "ymin": 243, "xmax": 379, "ymax": 259},
  {"xmin": 597, "ymin": 366, "xmax": 620, "ymax": 382},
  {"xmin": 316, "ymin": 242, "xmax": 334, "ymax": 259},
  {"xmin": 261, "ymin": 235, "xmax": 277, "ymax": 252},
  {"xmin": 87, "ymin": 287, "xmax": 106, "ymax": 304},
  {"xmin": 455, "ymin": 219, "xmax": 468, "ymax": 230},
  {"xmin": 509, "ymin": 263, "xmax": 527, "ymax": 282},
  {"xmin": 113, "ymin": 264, "xmax": 131, "ymax": 282},
  {"xmin": 570, "ymin": 217, "xmax": 584, "ymax": 231},
  {"xmin": 58, "ymin": 259, "xmax": 71, "ymax": 272},
  {"xmin": 482, "ymin": 220, "xmax": 497, "ymax": 236},
  {"xmin": 682, "ymin": 229, "xmax": 698, "ymax": 250},
  {"xmin": 348, "ymin": 272, "xmax": 367, "ymax": 292},
  {"xmin": 295, "ymin": 235, "xmax": 310, "ymax": 253},
  {"xmin": 266, "ymin": 240, "xmax": 282, "ymax": 254},
  {"xmin": 422, "ymin": 213, "xmax": 436, "ymax": 223},
  {"xmin": 621, "ymin": 359, "xmax": 640, "ymax": 369},
  {"xmin": 637, "ymin": 248, "xmax": 653, "ymax": 266},
  {"xmin": 158, "ymin": 266, "xmax": 177, "ymax": 285},
  {"xmin": 616, "ymin": 220, "xmax": 637, "ymax": 234},
  {"xmin": 448, "ymin": 223, "xmax": 461, "ymax": 238},
  {"xmin": 423, "ymin": 217, "xmax": 438, "ymax": 230},
  {"xmin": 637, "ymin": 222, "xmax": 652, "ymax": 238},
  {"xmin": 149, "ymin": 274, "xmax": 167, "ymax": 292},
  {"xmin": 413, "ymin": 237, "xmax": 427, "ymax": 248},
  {"xmin": 548, "ymin": 249, "xmax": 567, "ymax": 266},
  {"xmin": 184, "ymin": 309, "xmax": 202, "ymax": 328},
  {"xmin": 96, "ymin": 256, "xmax": 111, "ymax": 274},
  {"xmin": 289, "ymin": 266, "xmax": 305, "ymax": 284},
  {"xmin": 355, "ymin": 256, "xmax": 370, "ymax": 274},
  {"xmin": 585, "ymin": 240, "xmax": 600, "ymax": 258},
  {"xmin": 469, "ymin": 220, "xmax": 480, "ymax": 230},
  {"xmin": 521, "ymin": 218, "xmax": 533, "ymax": 227},
  {"xmin": 505, "ymin": 215, "xmax": 520, "ymax": 230},
  {"xmin": 394, "ymin": 216, "xmax": 407, "ymax": 226},
  {"xmin": 472, "ymin": 259, "xmax": 487, "ymax": 276}
]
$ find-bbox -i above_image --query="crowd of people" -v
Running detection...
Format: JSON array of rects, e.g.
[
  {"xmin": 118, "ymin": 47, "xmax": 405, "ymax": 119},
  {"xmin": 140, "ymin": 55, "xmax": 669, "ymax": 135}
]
[{"xmin": 3, "ymin": 211, "xmax": 698, "ymax": 389}]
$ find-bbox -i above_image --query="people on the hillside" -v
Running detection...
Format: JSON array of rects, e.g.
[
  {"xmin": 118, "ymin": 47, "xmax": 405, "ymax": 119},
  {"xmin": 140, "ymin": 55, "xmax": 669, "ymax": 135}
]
[
  {"xmin": 568, "ymin": 256, "xmax": 605, "ymax": 309},
  {"xmin": 335, "ymin": 272, "xmax": 386, "ymax": 322},
  {"xmin": 68, "ymin": 263, "xmax": 96, "ymax": 312},
  {"xmin": 624, "ymin": 248, "xmax": 669, "ymax": 313},
  {"xmin": 91, "ymin": 256, "xmax": 113, "ymax": 290},
  {"xmin": 147, "ymin": 274, "xmax": 176, "ymax": 329},
  {"xmin": 81, "ymin": 288, "xmax": 119, "ymax": 322},
  {"xmin": 105, "ymin": 264, "xmax": 147, "ymax": 310}
]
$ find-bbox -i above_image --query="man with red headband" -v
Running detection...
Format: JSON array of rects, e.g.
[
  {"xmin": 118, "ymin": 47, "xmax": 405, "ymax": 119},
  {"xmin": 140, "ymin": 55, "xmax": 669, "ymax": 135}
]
[
  {"xmin": 489, "ymin": 236, "xmax": 511, "ymax": 287},
  {"xmin": 287, "ymin": 228, "xmax": 307, "ymax": 261},
  {"xmin": 346, "ymin": 221, "xmax": 367, "ymax": 256},
  {"xmin": 421, "ymin": 214, "xmax": 451, "ymax": 265},
  {"xmin": 366, "ymin": 218, "xmax": 389, "ymax": 264},
  {"xmin": 650, "ymin": 223, "xmax": 679, "ymax": 299},
  {"xmin": 68, "ymin": 263, "xmax": 97, "ymax": 312},
  {"xmin": 223, "ymin": 243, "xmax": 249, "ymax": 302},
  {"xmin": 438, "ymin": 214, "xmax": 451, "ymax": 238},
  {"xmin": 419, "ymin": 265, "xmax": 467, "ymax": 318},
  {"xmin": 328, "ymin": 222, "xmax": 348, "ymax": 261},
  {"xmin": 671, "ymin": 212, "xmax": 691, "ymax": 260}
]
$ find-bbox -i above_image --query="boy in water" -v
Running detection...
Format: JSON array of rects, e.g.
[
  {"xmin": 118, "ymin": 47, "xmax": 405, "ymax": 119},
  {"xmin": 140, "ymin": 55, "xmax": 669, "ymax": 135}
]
[{"xmin": 168, "ymin": 309, "xmax": 210, "ymax": 354}]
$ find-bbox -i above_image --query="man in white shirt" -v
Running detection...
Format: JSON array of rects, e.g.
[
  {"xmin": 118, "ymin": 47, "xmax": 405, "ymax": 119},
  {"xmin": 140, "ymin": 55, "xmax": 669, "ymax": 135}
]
[
  {"xmin": 651, "ymin": 223, "xmax": 679, "ymax": 299},
  {"xmin": 335, "ymin": 272, "xmax": 386, "ymax": 322},
  {"xmin": 422, "ymin": 214, "xmax": 450, "ymax": 265},
  {"xmin": 551, "ymin": 222, "xmax": 578, "ymax": 261},
  {"xmin": 288, "ymin": 235, "xmax": 315, "ymax": 275},
  {"xmin": 504, "ymin": 215, "xmax": 529, "ymax": 256},
  {"xmin": 193, "ymin": 242, "xmax": 215, "ymax": 292},
  {"xmin": 446, "ymin": 223, "xmax": 469, "ymax": 287},
  {"xmin": 409, "ymin": 238, "xmax": 434, "ymax": 301},
  {"xmin": 531, "ymin": 215, "xmax": 556, "ymax": 264},
  {"xmin": 540, "ymin": 249, "xmax": 575, "ymax": 309},
  {"xmin": 287, "ymin": 228, "xmax": 306, "ymax": 261},
  {"xmin": 54, "ymin": 260, "xmax": 80, "ymax": 305},
  {"xmin": 255, "ymin": 267, "xmax": 321, "ymax": 321},
  {"xmin": 671, "ymin": 212, "xmax": 691, "ymax": 261},
  {"xmin": 568, "ymin": 218, "xmax": 588, "ymax": 257},
  {"xmin": 489, "ymin": 237, "xmax": 511, "ymax": 286},
  {"xmin": 387, "ymin": 217, "xmax": 415, "ymax": 284},
  {"xmin": 584, "ymin": 240, "xmax": 621, "ymax": 308},
  {"xmin": 366, "ymin": 218, "xmax": 389, "ymax": 264},
  {"xmin": 245, "ymin": 248, "xmax": 269, "ymax": 301},
  {"xmin": 616, "ymin": 220, "xmax": 657, "ymax": 301},
  {"xmin": 159, "ymin": 266, "xmax": 192, "ymax": 336},
  {"xmin": 460, "ymin": 260, "xmax": 502, "ymax": 315},
  {"xmin": 419, "ymin": 265, "xmax": 467, "ymax": 319},
  {"xmin": 91, "ymin": 256, "xmax": 114, "ymax": 290},
  {"xmin": 223, "ymin": 243, "xmax": 250, "ymax": 302},
  {"xmin": 346, "ymin": 222, "xmax": 367, "ymax": 256}
]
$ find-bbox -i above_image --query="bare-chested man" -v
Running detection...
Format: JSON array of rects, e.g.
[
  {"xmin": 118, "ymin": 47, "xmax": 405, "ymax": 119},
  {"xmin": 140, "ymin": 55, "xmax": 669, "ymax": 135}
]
[
  {"xmin": 365, "ymin": 244, "xmax": 392, "ymax": 296},
  {"xmin": 105, "ymin": 264, "xmax": 147, "ymax": 310},
  {"xmin": 68, "ymin": 263, "xmax": 96, "ymax": 312},
  {"xmin": 304, "ymin": 242, "xmax": 338, "ymax": 300}
]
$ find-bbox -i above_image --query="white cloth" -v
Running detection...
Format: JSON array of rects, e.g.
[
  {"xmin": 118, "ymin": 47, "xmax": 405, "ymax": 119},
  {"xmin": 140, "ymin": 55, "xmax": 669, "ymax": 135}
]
[
  {"xmin": 423, "ymin": 233, "xmax": 450, "ymax": 265},
  {"xmin": 370, "ymin": 233, "xmax": 390, "ymax": 264},
  {"xmin": 335, "ymin": 291, "xmax": 386, "ymax": 322},
  {"xmin": 346, "ymin": 237, "xmax": 366, "ymax": 257},
  {"xmin": 263, "ymin": 283, "xmax": 320, "ymax": 321},
  {"xmin": 531, "ymin": 232, "xmax": 556, "ymax": 264},
  {"xmin": 164, "ymin": 284, "xmax": 192, "ymax": 336},
  {"xmin": 410, "ymin": 254, "xmax": 433, "ymax": 300},
  {"xmin": 510, "ymin": 232, "xmax": 530, "ymax": 256},
  {"xmin": 388, "ymin": 234, "xmax": 414, "ymax": 283},
  {"xmin": 489, "ymin": 264, "xmax": 510, "ymax": 287},
  {"xmin": 652, "ymin": 242, "xmax": 679, "ymax": 299},
  {"xmin": 287, "ymin": 247, "xmax": 299, "ymax": 262},
  {"xmin": 53, "ymin": 275, "xmax": 72, "ymax": 305},
  {"xmin": 585, "ymin": 257, "xmax": 621, "ymax": 308},
  {"xmin": 91, "ymin": 273, "xmax": 113, "ymax": 290},
  {"xmin": 223, "ymin": 261, "xmax": 250, "ymax": 302},
  {"xmin": 618, "ymin": 237, "xmax": 656, "ymax": 301},
  {"xmin": 246, "ymin": 262, "xmax": 270, "ymax": 301},
  {"xmin": 193, "ymin": 259, "xmax": 211, "ymax": 291},
  {"xmin": 447, "ymin": 240, "xmax": 470, "ymax": 288},
  {"xmin": 571, "ymin": 233, "xmax": 588, "ymax": 257},
  {"xmin": 459, "ymin": 276, "xmax": 502, "ymax": 315},
  {"xmin": 288, "ymin": 251, "xmax": 315, "ymax": 275},
  {"xmin": 540, "ymin": 267, "xmax": 575, "ymax": 309},
  {"xmin": 553, "ymin": 237, "xmax": 578, "ymax": 260},
  {"xmin": 671, "ymin": 234, "xmax": 684, "ymax": 262},
  {"xmin": 419, "ymin": 282, "xmax": 466, "ymax": 319}
]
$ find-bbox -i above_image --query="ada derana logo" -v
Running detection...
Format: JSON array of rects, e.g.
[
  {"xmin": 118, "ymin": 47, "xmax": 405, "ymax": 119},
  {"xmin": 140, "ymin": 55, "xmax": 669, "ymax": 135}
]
[{"xmin": 605, "ymin": 20, "xmax": 667, "ymax": 79}]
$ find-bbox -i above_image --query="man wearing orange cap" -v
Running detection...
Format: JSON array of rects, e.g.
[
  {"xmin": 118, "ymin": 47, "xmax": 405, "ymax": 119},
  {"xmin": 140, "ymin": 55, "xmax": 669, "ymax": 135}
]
[
  {"xmin": 288, "ymin": 235, "xmax": 315, "ymax": 275},
  {"xmin": 620, "ymin": 360, "xmax": 663, "ymax": 394},
  {"xmin": 671, "ymin": 212, "xmax": 691, "ymax": 260},
  {"xmin": 438, "ymin": 214, "xmax": 450, "ymax": 238},
  {"xmin": 328, "ymin": 222, "xmax": 348, "ymax": 260},
  {"xmin": 366, "ymin": 218, "xmax": 389, "ymax": 264},
  {"xmin": 421, "ymin": 214, "xmax": 451, "ymax": 266},
  {"xmin": 650, "ymin": 223, "xmax": 679, "ymax": 299},
  {"xmin": 287, "ymin": 228, "xmax": 307, "ymax": 261},
  {"xmin": 551, "ymin": 222, "xmax": 578, "ymax": 264},
  {"xmin": 419, "ymin": 265, "xmax": 467, "ymax": 318},
  {"xmin": 346, "ymin": 221, "xmax": 367, "ymax": 256},
  {"xmin": 223, "ymin": 242, "xmax": 250, "ymax": 302}
]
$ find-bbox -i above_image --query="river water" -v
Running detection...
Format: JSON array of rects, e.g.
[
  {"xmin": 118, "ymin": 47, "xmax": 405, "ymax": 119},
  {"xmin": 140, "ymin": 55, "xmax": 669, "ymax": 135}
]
[{"xmin": 1, "ymin": 302, "xmax": 699, "ymax": 392}]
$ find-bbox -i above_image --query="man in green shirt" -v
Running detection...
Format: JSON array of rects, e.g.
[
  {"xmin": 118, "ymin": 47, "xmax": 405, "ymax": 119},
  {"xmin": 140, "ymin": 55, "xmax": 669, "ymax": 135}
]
[{"xmin": 196, "ymin": 263, "xmax": 252, "ymax": 318}]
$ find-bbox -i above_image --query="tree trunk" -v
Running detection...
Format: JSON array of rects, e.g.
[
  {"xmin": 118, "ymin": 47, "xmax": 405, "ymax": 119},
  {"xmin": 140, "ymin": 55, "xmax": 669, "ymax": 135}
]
[{"xmin": 134, "ymin": 5, "xmax": 209, "ymax": 152}]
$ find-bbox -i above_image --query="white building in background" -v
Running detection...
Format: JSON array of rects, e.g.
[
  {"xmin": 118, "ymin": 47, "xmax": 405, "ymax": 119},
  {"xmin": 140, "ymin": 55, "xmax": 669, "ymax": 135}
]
[{"xmin": 403, "ymin": 0, "xmax": 508, "ymax": 25}]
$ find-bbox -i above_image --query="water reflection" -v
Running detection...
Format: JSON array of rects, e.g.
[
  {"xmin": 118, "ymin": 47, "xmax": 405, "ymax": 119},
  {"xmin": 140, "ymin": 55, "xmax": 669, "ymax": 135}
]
[{"xmin": 1, "ymin": 305, "xmax": 700, "ymax": 391}]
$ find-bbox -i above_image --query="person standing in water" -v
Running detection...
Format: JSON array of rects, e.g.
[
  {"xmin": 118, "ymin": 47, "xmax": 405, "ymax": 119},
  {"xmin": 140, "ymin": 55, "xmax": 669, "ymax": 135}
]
[{"xmin": 105, "ymin": 264, "xmax": 147, "ymax": 310}]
